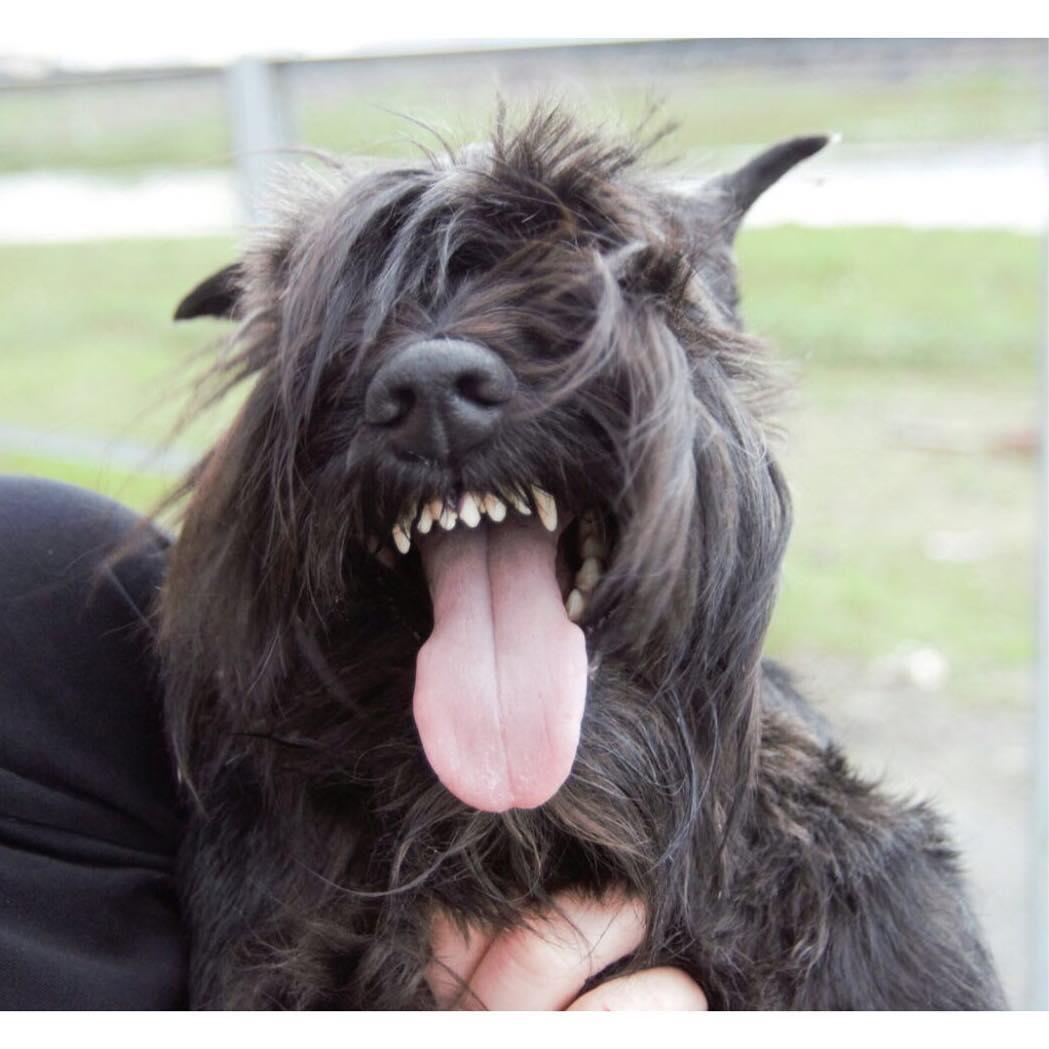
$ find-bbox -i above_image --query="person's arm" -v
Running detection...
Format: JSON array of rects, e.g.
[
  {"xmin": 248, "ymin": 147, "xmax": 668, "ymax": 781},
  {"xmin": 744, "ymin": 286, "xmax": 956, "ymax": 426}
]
[{"xmin": 0, "ymin": 477, "xmax": 185, "ymax": 1009}]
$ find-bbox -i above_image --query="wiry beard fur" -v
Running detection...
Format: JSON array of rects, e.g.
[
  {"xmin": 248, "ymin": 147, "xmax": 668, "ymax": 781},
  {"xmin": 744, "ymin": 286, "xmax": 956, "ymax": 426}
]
[{"xmin": 157, "ymin": 106, "xmax": 1004, "ymax": 1009}]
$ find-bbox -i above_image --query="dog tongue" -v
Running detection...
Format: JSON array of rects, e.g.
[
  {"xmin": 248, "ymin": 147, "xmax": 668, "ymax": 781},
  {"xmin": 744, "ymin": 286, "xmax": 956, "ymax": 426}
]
[{"xmin": 413, "ymin": 515, "xmax": 588, "ymax": 812}]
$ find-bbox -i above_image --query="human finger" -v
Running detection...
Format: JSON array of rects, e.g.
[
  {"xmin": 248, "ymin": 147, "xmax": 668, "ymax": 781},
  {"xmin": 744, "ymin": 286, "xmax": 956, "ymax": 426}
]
[
  {"xmin": 460, "ymin": 892, "xmax": 646, "ymax": 1011},
  {"xmin": 425, "ymin": 909, "xmax": 493, "ymax": 1008},
  {"xmin": 567, "ymin": 966, "xmax": 709, "ymax": 1011}
]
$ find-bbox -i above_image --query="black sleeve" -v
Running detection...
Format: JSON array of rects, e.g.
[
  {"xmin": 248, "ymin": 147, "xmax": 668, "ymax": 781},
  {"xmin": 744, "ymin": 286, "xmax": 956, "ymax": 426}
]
[{"xmin": 0, "ymin": 476, "xmax": 187, "ymax": 1009}]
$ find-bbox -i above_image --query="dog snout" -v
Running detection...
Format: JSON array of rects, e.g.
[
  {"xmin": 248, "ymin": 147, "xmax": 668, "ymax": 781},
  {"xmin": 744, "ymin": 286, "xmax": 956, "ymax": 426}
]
[{"xmin": 364, "ymin": 339, "xmax": 516, "ymax": 461}]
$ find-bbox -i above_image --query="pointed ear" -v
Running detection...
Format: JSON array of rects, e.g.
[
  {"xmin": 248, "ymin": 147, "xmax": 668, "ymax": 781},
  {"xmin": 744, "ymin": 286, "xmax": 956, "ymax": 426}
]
[
  {"xmin": 682, "ymin": 135, "xmax": 831, "ymax": 322},
  {"xmin": 706, "ymin": 134, "xmax": 830, "ymax": 242},
  {"xmin": 174, "ymin": 263, "xmax": 244, "ymax": 321}
]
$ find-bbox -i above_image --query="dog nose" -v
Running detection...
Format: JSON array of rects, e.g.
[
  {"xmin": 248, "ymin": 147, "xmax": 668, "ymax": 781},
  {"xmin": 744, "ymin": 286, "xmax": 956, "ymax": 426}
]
[{"xmin": 365, "ymin": 339, "xmax": 516, "ymax": 461}]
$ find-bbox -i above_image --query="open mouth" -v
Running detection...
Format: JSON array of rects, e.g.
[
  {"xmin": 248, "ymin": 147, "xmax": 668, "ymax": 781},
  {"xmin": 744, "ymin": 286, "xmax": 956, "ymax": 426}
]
[
  {"xmin": 382, "ymin": 486, "xmax": 607, "ymax": 624},
  {"xmin": 371, "ymin": 485, "xmax": 608, "ymax": 813}
]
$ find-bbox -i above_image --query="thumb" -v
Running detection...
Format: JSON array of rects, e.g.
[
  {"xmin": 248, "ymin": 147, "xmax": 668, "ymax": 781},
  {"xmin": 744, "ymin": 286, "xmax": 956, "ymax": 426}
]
[{"xmin": 567, "ymin": 966, "xmax": 709, "ymax": 1011}]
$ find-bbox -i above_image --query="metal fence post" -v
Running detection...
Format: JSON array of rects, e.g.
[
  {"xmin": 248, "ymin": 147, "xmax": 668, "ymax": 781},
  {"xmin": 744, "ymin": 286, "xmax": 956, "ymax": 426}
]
[{"xmin": 226, "ymin": 56, "xmax": 293, "ymax": 225}]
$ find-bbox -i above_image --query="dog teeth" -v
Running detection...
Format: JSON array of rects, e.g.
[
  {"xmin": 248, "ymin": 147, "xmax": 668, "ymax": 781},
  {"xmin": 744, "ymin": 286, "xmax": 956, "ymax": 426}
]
[
  {"xmin": 482, "ymin": 493, "xmax": 507, "ymax": 522},
  {"xmin": 392, "ymin": 504, "xmax": 418, "ymax": 553},
  {"xmin": 580, "ymin": 534, "xmax": 605, "ymax": 560},
  {"xmin": 575, "ymin": 556, "xmax": 603, "ymax": 594},
  {"xmin": 398, "ymin": 490, "xmax": 565, "ymax": 538},
  {"xmin": 417, "ymin": 504, "xmax": 434, "ymax": 534},
  {"xmin": 532, "ymin": 487, "xmax": 557, "ymax": 532},
  {"xmin": 565, "ymin": 588, "xmax": 586, "ymax": 623},
  {"xmin": 392, "ymin": 523, "xmax": 411, "ymax": 555},
  {"xmin": 507, "ymin": 490, "xmax": 532, "ymax": 516},
  {"xmin": 459, "ymin": 492, "xmax": 482, "ymax": 528}
]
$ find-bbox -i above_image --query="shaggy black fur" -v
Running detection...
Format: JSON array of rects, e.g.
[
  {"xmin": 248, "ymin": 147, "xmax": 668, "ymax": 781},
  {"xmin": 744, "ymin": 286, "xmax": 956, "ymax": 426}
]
[{"xmin": 159, "ymin": 106, "xmax": 1005, "ymax": 1009}]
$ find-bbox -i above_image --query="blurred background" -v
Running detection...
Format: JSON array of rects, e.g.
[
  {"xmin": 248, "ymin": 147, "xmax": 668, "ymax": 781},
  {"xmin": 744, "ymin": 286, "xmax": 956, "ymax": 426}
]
[{"xmin": 0, "ymin": 35, "xmax": 1045, "ymax": 1007}]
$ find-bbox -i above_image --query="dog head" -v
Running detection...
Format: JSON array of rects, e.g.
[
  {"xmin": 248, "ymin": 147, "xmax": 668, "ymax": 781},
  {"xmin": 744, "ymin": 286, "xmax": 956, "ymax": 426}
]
[{"xmin": 163, "ymin": 107, "xmax": 826, "ymax": 820}]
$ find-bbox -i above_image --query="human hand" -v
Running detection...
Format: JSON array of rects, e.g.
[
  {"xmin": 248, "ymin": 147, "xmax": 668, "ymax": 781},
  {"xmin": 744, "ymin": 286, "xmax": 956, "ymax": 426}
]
[{"xmin": 426, "ymin": 893, "xmax": 708, "ymax": 1011}]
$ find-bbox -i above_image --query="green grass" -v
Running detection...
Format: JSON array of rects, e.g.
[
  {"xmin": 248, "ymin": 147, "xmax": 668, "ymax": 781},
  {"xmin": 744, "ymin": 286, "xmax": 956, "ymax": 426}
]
[
  {"xmin": 736, "ymin": 226, "xmax": 1042, "ymax": 375},
  {"xmin": 0, "ymin": 449, "xmax": 172, "ymax": 511},
  {"xmin": 301, "ymin": 67, "xmax": 1047, "ymax": 162},
  {"xmin": 1, "ymin": 62, "xmax": 1043, "ymax": 173},
  {"xmin": 765, "ymin": 369, "xmax": 1036, "ymax": 685},
  {"xmin": 0, "ymin": 79, "xmax": 232, "ymax": 173},
  {"xmin": 0, "ymin": 237, "xmax": 235, "ymax": 441},
  {"xmin": 0, "ymin": 228, "xmax": 1038, "ymax": 704}
]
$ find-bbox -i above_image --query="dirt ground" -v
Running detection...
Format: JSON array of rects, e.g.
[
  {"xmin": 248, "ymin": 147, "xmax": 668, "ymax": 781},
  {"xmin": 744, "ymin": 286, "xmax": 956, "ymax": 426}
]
[{"xmin": 790, "ymin": 655, "xmax": 1035, "ymax": 1008}]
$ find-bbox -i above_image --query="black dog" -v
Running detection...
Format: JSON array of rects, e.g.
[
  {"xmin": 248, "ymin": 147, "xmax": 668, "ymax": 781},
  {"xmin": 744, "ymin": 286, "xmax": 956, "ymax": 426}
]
[{"xmin": 161, "ymin": 107, "xmax": 1004, "ymax": 1009}]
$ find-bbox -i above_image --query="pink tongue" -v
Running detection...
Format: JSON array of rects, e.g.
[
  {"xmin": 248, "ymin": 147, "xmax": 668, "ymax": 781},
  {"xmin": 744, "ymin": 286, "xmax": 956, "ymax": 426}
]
[{"xmin": 413, "ymin": 515, "xmax": 588, "ymax": 812}]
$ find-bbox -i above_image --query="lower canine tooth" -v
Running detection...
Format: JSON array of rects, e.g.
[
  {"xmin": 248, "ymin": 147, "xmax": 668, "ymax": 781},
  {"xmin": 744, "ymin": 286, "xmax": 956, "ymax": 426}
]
[
  {"xmin": 532, "ymin": 487, "xmax": 557, "ymax": 532},
  {"xmin": 566, "ymin": 588, "xmax": 586, "ymax": 622},
  {"xmin": 483, "ymin": 494, "xmax": 507, "ymax": 522},
  {"xmin": 459, "ymin": 493, "xmax": 481, "ymax": 528},
  {"xmin": 392, "ymin": 524, "xmax": 411, "ymax": 555},
  {"xmin": 575, "ymin": 557, "xmax": 602, "ymax": 593}
]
